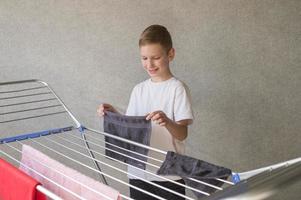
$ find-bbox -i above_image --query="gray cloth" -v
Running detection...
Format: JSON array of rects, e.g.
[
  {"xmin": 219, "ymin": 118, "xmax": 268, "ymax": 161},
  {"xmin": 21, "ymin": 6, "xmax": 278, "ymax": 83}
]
[
  {"xmin": 157, "ymin": 151, "xmax": 232, "ymax": 199},
  {"xmin": 104, "ymin": 111, "xmax": 151, "ymax": 169}
]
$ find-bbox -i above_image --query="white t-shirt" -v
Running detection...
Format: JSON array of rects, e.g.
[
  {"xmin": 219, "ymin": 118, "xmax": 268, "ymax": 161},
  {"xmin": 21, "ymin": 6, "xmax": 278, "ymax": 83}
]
[{"xmin": 126, "ymin": 77, "xmax": 194, "ymax": 181}]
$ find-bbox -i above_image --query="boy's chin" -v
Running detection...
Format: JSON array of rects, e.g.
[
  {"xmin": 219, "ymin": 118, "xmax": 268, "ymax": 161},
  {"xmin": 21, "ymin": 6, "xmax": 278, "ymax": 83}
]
[{"xmin": 148, "ymin": 72, "xmax": 158, "ymax": 77}]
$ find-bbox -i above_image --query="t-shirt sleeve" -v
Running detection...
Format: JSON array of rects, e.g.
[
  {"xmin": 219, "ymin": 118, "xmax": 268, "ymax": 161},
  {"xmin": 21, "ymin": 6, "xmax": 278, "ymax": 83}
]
[{"xmin": 174, "ymin": 84, "xmax": 194, "ymax": 124}]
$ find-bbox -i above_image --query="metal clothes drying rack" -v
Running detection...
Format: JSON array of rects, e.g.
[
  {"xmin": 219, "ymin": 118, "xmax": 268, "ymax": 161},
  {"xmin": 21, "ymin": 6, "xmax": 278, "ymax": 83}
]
[{"xmin": 0, "ymin": 80, "xmax": 300, "ymax": 200}]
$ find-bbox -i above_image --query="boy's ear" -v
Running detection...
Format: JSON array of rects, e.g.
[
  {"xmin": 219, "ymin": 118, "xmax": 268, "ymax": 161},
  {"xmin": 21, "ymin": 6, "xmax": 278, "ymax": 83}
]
[{"xmin": 168, "ymin": 48, "xmax": 175, "ymax": 61}]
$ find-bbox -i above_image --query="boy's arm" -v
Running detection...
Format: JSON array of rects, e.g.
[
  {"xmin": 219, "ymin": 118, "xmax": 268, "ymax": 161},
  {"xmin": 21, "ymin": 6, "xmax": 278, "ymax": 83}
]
[
  {"xmin": 165, "ymin": 119, "xmax": 190, "ymax": 141},
  {"xmin": 146, "ymin": 111, "xmax": 191, "ymax": 141}
]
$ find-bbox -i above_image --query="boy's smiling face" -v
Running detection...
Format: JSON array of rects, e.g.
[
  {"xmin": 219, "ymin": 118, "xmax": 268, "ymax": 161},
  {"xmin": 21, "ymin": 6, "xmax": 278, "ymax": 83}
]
[{"xmin": 140, "ymin": 43, "xmax": 175, "ymax": 82}]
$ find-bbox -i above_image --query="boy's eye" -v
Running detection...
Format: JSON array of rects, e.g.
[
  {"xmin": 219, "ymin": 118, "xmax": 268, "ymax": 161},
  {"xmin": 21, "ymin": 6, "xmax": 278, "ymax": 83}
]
[{"xmin": 142, "ymin": 57, "xmax": 147, "ymax": 60}]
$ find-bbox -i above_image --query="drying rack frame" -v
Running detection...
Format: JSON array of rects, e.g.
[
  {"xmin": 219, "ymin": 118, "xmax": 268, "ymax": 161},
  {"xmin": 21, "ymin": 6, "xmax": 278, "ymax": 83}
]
[{"xmin": 0, "ymin": 79, "xmax": 300, "ymax": 200}]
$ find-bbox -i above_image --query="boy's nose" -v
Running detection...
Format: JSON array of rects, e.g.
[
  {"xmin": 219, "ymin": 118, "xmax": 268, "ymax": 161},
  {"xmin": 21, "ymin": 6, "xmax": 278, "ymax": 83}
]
[{"xmin": 146, "ymin": 60, "xmax": 155, "ymax": 68}]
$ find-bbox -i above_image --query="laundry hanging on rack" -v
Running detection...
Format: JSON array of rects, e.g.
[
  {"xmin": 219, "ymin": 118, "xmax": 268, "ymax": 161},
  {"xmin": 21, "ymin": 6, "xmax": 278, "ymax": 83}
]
[
  {"xmin": 104, "ymin": 111, "xmax": 152, "ymax": 169},
  {"xmin": 0, "ymin": 79, "xmax": 300, "ymax": 200},
  {"xmin": 157, "ymin": 151, "xmax": 232, "ymax": 199},
  {"xmin": 19, "ymin": 144, "xmax": 121, "ymax": 200},
  {"xmin": 0, "ymin": 158, "xmax": 46, "ymax": 200}
]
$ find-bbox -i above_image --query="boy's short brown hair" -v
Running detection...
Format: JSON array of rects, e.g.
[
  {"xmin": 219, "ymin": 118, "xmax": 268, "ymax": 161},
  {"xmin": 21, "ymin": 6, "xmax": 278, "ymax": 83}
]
[{"xmin": 139, "ymin": 25, "xmax": 173, "ymax": 53}]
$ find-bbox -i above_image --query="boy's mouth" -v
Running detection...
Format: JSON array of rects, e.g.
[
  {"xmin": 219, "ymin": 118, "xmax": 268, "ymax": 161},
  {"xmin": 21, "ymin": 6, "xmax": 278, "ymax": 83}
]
[{"xmin": 148, "ymin": 68, "xmax": 158, "ymax": 74}]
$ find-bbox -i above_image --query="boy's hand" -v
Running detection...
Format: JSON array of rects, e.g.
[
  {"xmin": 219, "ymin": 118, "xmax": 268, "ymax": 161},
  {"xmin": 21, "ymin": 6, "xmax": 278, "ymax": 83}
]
[
  {"xmin": 146, "ymin": 111, "xmax": 171, "ymax": 126},
  {"xmin": 97, "ymin": 103, "xmax": 116, "ymax": 116}
]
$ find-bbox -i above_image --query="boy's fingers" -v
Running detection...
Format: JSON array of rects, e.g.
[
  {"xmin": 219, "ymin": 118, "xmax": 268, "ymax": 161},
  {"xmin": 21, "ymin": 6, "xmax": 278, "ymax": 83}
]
[
  {"xmin": 159, "ymin": 122, "xmax": 166, "ymax": 126},
  {"xmin": 104, "ymin": 104, "xmax": 111, "ymax": 109},
  {"xmin": 102, "ymin": 105, "xmax": 109, "ymax": 110},
  {"xmin": 148, "ymin": 112, "xmax": 159, "ymax": 120},
  {"xmin": 146, "ymin": 111, "xmax": 165, "ymax": 120},
  {"xmin": 157, "ymin": 118, "xmax": 164, "ymax": 124},
  {"xmin": 146, "ymin": 114, "xmax": 152, "ymax": 120},
  {"xmin": 152, "ymin": 113, "xmax": 162, "ymax": 121},
  {"xmin": 101, "ymin": 103, "xmax": 113, "ymax": 110},
  {"xmin": 146, "ymin": 112, "xmax": 156, "ymax": 120}
]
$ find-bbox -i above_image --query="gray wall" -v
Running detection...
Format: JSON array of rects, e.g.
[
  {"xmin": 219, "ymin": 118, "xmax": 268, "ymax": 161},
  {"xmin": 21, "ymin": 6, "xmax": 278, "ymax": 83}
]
[{"xmin": 1, "ymin": 0, "xmax": 300, "ymax": 199}]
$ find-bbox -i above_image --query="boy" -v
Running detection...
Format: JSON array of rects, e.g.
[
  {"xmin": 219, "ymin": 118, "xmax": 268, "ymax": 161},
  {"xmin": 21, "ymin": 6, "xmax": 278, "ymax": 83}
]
[{"xmin": 98, "ymin": 24, "xmax": 194, "ymax": 200}]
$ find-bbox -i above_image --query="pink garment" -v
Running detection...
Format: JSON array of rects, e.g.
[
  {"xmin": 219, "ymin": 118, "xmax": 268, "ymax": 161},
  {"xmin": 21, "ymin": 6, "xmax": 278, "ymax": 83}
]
[{"xmin": 19, "ymin": 144, "xmax": 121, "ymax": 200}]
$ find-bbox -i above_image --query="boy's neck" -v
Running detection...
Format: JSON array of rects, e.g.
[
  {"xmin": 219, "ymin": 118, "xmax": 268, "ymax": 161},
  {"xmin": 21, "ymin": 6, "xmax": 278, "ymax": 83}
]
[{"xmin": 150, "ymin": 73, "xmax": 173, "ymax": 82}]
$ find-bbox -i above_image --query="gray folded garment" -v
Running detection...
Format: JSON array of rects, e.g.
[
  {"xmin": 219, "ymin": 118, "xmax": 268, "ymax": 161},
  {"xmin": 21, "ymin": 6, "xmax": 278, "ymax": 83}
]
[
  {"xmin": 157, "ymin": 151, "xmax": 232, "ymax": 199},
  {"xmin": 104, "ymin": 111, "xmax": 151, "ymax": 169}
]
